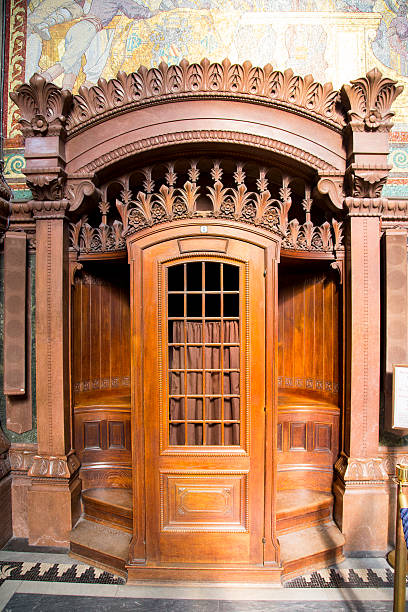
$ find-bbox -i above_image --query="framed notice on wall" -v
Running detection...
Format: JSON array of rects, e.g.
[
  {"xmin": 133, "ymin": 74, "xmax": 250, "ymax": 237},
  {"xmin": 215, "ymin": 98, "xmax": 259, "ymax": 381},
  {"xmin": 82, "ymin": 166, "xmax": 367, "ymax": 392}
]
[{"xmin": 392, "ymin": 365, "xmax": 408, "ymax": 429}]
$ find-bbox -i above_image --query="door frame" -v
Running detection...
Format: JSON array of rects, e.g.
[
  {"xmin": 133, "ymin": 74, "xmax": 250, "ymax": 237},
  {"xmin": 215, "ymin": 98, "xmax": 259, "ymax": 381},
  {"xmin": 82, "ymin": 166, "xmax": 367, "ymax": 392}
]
[{"xmin": 126, "ymin": 220, "xmax": 281, "ymax": 581}]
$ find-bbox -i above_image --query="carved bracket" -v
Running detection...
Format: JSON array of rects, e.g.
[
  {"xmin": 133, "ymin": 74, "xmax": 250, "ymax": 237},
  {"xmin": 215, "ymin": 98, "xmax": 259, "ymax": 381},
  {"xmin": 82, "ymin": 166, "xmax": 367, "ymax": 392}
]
[
  {"xmin": 316, "ymin": 174, "xmax": 345, "ymax": 210},
  {"xmin": 65, "ymin": 177, "xmax": 102, "ymax": 213},
  {"xmin": 10, "ymin": 73, "xmax": 73, "ymax": 138},
  {"xmin": 341, "ymin": 67, "xmax": 403, "ymax": 133}
]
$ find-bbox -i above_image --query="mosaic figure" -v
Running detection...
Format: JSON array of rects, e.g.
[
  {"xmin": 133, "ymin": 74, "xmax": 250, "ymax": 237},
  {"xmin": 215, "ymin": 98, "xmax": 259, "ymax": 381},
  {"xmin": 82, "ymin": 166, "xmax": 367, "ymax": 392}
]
[
  {"xmin": 371, "ymin": 1, "xmax": 408, "ymax": 77},
  {"xmin": 41, "ymin": 0, "xmax": 154, "ymax": 89},
  {"xmin": 26, "ymin": 0, "xmax": 85, "ymax": 80}
]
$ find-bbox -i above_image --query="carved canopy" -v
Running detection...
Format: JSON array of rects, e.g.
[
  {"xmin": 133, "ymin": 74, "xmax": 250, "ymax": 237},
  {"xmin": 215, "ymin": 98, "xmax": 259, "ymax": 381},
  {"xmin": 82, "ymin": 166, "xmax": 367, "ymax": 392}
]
[{"xmin": 8, "ymin": 59, "xmax": 404, "ymax": 250}]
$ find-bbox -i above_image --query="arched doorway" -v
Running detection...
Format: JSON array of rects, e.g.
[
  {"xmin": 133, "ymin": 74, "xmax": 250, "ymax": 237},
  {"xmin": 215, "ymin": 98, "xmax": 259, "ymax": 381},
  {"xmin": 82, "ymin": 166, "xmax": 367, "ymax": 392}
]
[{"xmin": 68, "ymin": 152, "xmax": 343, "ymax": 581}]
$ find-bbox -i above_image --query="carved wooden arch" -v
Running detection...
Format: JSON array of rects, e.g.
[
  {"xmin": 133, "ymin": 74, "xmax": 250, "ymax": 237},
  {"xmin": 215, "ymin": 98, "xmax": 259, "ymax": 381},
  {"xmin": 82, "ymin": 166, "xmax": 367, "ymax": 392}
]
[{"xmin": 10, "ymin": 60, "xmax": 403, "ymax": 221}]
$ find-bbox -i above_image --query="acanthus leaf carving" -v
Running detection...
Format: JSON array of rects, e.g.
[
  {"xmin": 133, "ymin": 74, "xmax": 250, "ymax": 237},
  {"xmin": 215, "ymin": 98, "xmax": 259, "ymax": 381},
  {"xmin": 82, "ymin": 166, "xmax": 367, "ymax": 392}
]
[
  {"xmin": 341, "ymin": 67, "xmax": 403, "ymax": 132},
  {"xmin": 70, "ymin": 158, "xmax": 343, "ymax": 257},
  {"xmin": 349, "ymin": 170, "xmax": 388, "ymax": 199},
  {"xmin": 66, "ymin": 58, "xmax": 344, "ymax": 135},
  {"xmin": 10, "ymin": 73, "xmax": 73, "ymax": 137},
  {"xmin": 26, "ymin": 174, "xmax": 65, "ymax": 201}
]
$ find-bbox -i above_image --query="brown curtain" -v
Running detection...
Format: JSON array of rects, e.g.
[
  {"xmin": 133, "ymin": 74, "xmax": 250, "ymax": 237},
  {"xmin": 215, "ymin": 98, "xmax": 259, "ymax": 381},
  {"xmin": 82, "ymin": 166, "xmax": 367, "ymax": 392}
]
[{"xmin": 169, "ymin": 321, "xmax": 240, "ymax": 445}]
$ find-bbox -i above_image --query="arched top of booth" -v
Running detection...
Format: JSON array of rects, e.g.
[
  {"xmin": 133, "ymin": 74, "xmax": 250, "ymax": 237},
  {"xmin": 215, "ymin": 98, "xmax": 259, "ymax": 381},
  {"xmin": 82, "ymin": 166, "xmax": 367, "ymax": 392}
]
[{"xmin": 9, "ymin": 59, "xmax": 403, "ymax": 213}]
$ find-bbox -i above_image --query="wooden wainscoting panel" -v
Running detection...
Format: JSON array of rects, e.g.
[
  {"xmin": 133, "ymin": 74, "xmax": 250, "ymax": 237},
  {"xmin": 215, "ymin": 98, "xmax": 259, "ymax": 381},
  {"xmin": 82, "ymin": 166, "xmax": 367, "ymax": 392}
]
[{"xmin": 160, "ymin": 472, "xmax": 248, "ymax": 532}]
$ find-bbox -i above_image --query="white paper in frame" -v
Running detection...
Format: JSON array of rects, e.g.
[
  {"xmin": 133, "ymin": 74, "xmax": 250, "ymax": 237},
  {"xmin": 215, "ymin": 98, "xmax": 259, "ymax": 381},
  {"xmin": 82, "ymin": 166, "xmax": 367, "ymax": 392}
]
[{"xmin": 392, "ymin": 365, "xmax": 408, "ymax": 430}]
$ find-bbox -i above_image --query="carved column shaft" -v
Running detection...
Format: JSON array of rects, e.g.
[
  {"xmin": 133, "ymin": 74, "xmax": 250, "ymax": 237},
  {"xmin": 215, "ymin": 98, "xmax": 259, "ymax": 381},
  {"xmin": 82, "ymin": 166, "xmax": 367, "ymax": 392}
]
[
  {"xmin": 346, "ymin": 211, "xmax": 382, "ymax": 458},
  {"xmin": 334, "ymin": 202, "xmax": 388, "ymax": 553},
  {"xmin": 27, "ymin": 204, "xmax": 81, "ymax": 546}
]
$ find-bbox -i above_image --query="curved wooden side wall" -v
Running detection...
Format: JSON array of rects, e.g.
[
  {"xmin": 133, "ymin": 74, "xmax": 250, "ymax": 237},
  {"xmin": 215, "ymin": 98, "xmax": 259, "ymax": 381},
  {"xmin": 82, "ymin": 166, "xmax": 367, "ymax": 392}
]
[
  {"xmin": 277, "ymin": 266, "xmax": 341, "ymax": 493},
  {"xmin": 72, "ymin": 262, "xmax": 131, "ymax": 490}
]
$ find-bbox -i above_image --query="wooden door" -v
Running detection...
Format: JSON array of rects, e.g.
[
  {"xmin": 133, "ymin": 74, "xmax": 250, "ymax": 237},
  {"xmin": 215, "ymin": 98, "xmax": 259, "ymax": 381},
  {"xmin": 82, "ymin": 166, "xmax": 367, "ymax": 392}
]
[{"xmin": 142, "ymin": 236, "xmax": 266, "ymax": 566}]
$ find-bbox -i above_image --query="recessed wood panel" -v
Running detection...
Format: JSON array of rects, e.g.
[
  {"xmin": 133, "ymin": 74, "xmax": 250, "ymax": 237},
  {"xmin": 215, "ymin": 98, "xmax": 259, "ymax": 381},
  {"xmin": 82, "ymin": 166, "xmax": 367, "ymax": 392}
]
[
  {"xmin": 277, "ymin": 423, "xmax": 283, "ymax": 451},
  {"xmin": 314, "ymin": 423, "xmax": 332, "ymax": 452},
  {"xmin": 4, "ymin": 233, "xmax": 26, "ymax": 396},
  {"xmin": 84, "ymin": 421, "xmax": 102, "ymax": 450},
  {"xmin": 72, "ymin": 263, "xmax": 130, "ymax": 397},
  {"xmin": 289, "ymin": 422, "xmax": 307, "ymax": 450},
  {"xmin": 160, "ymin": 473, "xmax": 248, "ymax": 532},
  {"xmin": 278, "ymin": 269, "xmax": 340, "ymax": 396},
  {"xmin": 108, "ymin": 421, "xmax": 126, "ymax": 450}
]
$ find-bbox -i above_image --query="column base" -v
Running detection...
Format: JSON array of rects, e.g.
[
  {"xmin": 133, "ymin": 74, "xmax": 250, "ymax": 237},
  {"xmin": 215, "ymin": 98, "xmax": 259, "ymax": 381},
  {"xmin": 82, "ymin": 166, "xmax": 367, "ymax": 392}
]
[
  {"xmin": 333, "ymin": 455, "xmax": 389, "ymax": 554},
  {"xmin": 27, "ymin": 452, "xmax": 81, "ymax": 547},
  {"xmin": 0, "ymin": 467, "xmax": 12, "ymax": 547}
]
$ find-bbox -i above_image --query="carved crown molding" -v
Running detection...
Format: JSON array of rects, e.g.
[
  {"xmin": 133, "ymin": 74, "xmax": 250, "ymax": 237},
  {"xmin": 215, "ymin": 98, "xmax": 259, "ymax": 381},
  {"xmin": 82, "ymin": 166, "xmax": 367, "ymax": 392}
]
[
  {"xmin": 382, "ymin": 198, "xmax": 408, "ymax": 220},
  {"xmin": 10, "ymin": 73, "xmax": 72, "ymax": 138},
  {"xmin": 76, "ymin": 129, "xmax": 336, "ymax": 176},
  {"xmin": 335, "ymin": 454, "xmax": 388, "ymax": 483},
  {"xmin": 341, "ymin": 67, "xmax": 403, "ymax": 133},
  {"xmin": 28, "ymin": 451, "xmax": 80, "ymax": 479},
  {"xmin": 32, "ymin": 199, "xmax": 70, "ymax": 220},
  {"xmin": 66, "ymin": 58, "xmax": 344, "ymax": 136}
]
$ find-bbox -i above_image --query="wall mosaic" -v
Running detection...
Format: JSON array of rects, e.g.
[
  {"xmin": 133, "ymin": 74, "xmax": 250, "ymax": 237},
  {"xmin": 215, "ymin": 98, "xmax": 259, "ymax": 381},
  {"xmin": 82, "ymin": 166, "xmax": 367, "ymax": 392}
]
[{"xmin": 2, "ymin": 0, "xmax": 408, "ymax": 197}]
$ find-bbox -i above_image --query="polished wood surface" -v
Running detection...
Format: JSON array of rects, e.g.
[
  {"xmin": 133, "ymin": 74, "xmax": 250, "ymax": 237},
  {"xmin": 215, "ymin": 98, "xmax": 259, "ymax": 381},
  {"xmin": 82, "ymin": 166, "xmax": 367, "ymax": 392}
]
[
  {"xmin": 278, "ymin": 266, "xmax": 340, "ymax": 397},
  {"xmin": 139, "ymin": 235, "xmax": 267, "ymax": 566},
  {"xmin": 72, "ymin": 262, "xmax": 131, "ymax": 490}
]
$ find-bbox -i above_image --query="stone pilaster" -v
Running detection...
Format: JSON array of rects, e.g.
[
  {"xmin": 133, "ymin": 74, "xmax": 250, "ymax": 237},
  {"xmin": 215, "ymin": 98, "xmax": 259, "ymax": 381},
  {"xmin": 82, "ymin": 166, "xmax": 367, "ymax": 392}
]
[
  {"xmin": 27, "ymin": 202, "xmax": 80, "ymax": 546},
  {"xmin": 334, "ymin": 68, "xmax": 402, "ymax": 553}
]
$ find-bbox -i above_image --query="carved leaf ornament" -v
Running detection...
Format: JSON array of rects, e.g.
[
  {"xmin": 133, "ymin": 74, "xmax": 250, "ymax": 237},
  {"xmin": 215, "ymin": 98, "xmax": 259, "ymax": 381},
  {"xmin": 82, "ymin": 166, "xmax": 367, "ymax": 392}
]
[
  {"xmin": 69, "ymin": 158, "xmax": 343, "ymax": 256},
  {"xmin": 10, "ymin": 73, "xmax": 72, "ymax": 137},
  {"xmin": 66, "ymin": 58, "xmax": 344, "ymax": 133},
  {"xmin": 341, "ymin": 67, "xmax": 403, "ymax": 132}
]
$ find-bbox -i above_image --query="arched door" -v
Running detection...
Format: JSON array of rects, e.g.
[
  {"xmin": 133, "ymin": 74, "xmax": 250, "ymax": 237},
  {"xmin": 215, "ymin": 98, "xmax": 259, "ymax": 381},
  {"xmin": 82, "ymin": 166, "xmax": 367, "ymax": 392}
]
[{"xmin": 132, "ymin": 232, "xmax": 268, "ymax": 570}]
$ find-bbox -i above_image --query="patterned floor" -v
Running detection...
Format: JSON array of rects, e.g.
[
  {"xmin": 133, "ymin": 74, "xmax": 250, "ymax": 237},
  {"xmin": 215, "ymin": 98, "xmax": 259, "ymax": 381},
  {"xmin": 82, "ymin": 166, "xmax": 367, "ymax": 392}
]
[
  {"xmin": 0, "ymin": 560, "xmax": 397, "ymax": 589},
  {"xmin": 0, "ymin": 548, "xmax": 404, "ymax": 611}
]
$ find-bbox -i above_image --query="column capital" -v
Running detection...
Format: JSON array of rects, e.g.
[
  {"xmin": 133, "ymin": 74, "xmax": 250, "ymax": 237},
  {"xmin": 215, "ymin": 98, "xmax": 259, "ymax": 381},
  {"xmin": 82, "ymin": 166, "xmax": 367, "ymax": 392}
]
[
  {"xmin": 32, "ymin": 199, "xmax": 70, "ymax": 220},
  {"xmin": 28, "ymin": 451, "xmax": 80, "ymax": 480},
  {"xmin": 345, "ymin": 196, "xmax": 387, "ymax": 217},
  {"xmin": 335, "ymin": 453, "xmax": 388, "ymax": 484}
]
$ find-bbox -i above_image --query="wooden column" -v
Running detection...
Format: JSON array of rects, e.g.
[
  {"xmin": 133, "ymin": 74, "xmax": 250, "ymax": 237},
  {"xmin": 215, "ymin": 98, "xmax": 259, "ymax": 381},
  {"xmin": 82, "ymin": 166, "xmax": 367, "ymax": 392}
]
[
  {"xmin": 334, "ymin": 199, "xmax": 389, "ymax": 553},
  {"xmin": 334, "ymin": 69, "xmax": 403, "ymax": 554},
  {"xmin": 27, "ymin": 202, "xmax": 81, "ymax": 547}
]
